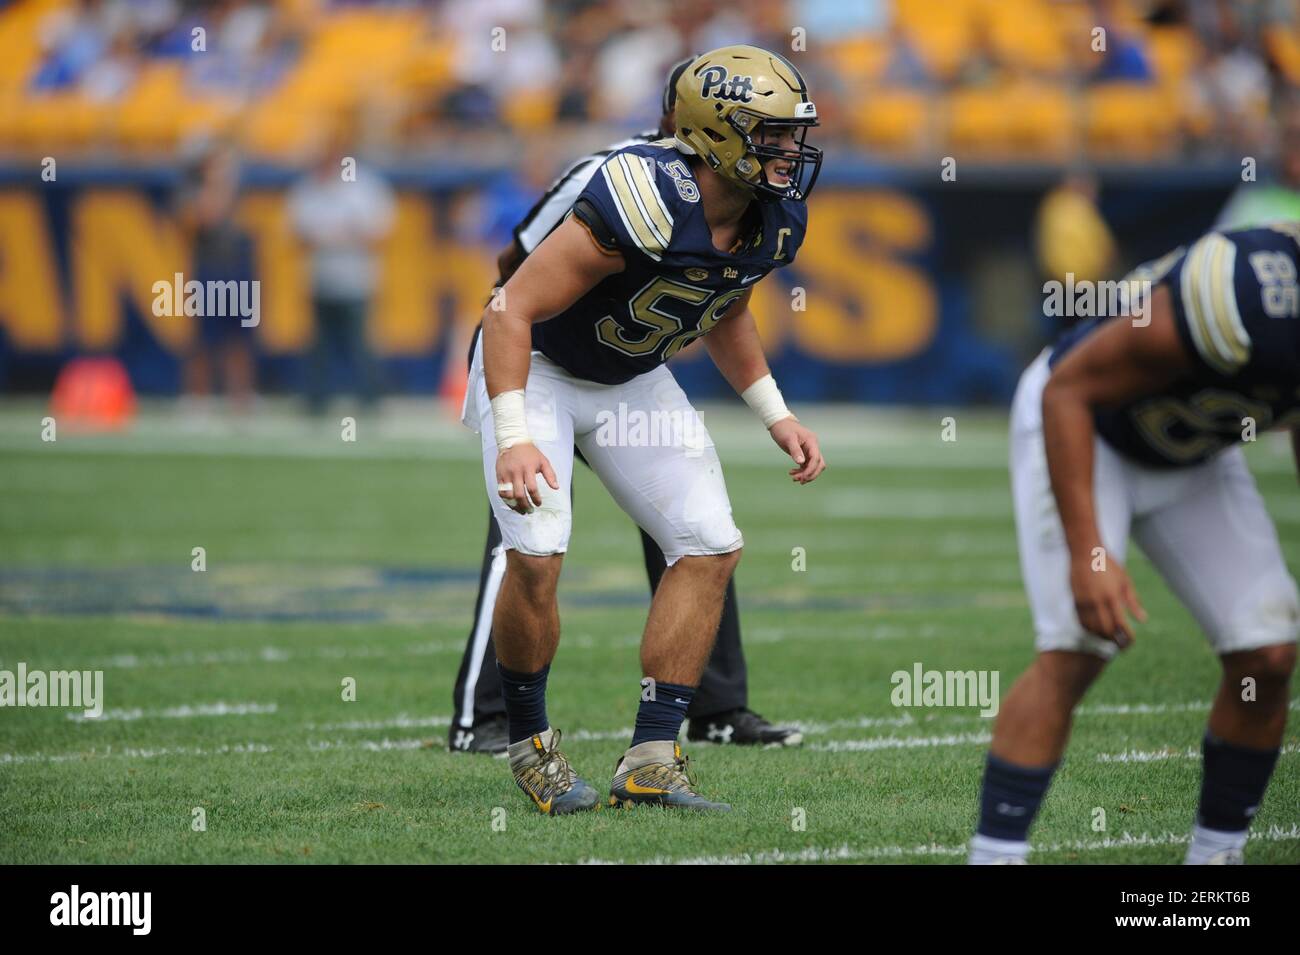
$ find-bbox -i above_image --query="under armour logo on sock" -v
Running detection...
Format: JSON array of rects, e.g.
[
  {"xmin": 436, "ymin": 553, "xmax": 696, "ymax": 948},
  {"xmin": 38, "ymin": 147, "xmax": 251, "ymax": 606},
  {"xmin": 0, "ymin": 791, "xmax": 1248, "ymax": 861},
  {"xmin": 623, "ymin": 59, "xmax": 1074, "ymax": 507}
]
[
  {"xmin": 708, "ymin": 724, "xmax": 733, "ymax": 743},
  {"xmin": 996, "ymin": 802, "xmax": 1027, "ymax": 816}
]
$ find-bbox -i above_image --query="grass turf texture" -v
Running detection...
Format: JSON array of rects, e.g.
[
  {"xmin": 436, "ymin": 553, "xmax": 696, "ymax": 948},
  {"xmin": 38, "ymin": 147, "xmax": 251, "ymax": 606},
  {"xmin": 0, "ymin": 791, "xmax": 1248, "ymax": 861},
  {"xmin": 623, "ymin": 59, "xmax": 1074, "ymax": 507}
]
[{"xmin": 1, "ymin": 402, "xmax": 1297, "ymax": 864}]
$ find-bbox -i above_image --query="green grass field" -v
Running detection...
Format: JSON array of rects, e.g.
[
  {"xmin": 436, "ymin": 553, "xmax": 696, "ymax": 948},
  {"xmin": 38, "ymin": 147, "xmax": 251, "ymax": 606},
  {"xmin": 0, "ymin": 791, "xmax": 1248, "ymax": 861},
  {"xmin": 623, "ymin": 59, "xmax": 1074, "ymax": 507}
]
[{"xmin": 1, "ymin": 400, "xmax": 1297, "ymax": 864}]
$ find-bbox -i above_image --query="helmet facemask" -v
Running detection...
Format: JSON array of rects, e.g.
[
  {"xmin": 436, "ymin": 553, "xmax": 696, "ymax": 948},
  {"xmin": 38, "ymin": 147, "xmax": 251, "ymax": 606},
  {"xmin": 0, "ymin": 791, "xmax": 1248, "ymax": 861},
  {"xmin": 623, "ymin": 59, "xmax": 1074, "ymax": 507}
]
[{"xmin": 725, "ymin": 110, "xmax": 822, "ymax": 202}]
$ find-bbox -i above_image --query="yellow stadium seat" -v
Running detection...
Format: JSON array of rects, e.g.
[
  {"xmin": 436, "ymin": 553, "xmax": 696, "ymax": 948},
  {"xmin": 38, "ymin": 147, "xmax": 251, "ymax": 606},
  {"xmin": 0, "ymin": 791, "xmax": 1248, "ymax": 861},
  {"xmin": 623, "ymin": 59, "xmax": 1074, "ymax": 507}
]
[
  {"xmin": 825, "ymin": 36, "xmax": 890, "ymax": 85},
  {"xmin": 893, "ymin": 0, "xmax": 981, "ymax": 82},
  {"xmin": 502, "ymin": 89, "xmax": 558, "ymax": 133},
  {"xmin": 1264, "ymin": 23, "xmax": 1300, "ymax": 85},
  {"xmin": 1084, "ymin": 84, "xmax": 1179, "ymax": 158},
  {"xmin": 982, "ymin": 0, "xmax": 1068, "ymax": 75},
  {"xmin": 114, "ymin": 63, "xmax": 188, "ymax": 150},
  {"xmin": 16, "ymin": 93, "xmax": 110, "ymax": 152},
  {"xmin": 1147, "ymin": 26, "xmax": 1199, "ymax": 87},
  {"xmin": 849, "ymin": 87, "xmax": 930, "ymax": 153},
  {"xmin": 946, "ymin": 81, "xmax": 1072, "ymax": 158},
  {"xmin": 0, "ymin": 0, "xmax": 62, "ymax": 93}
]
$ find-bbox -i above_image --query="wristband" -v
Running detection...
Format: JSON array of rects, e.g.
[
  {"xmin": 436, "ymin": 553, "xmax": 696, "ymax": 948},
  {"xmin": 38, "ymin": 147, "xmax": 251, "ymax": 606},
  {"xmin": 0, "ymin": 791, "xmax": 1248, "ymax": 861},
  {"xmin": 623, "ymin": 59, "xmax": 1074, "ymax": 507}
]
[
  {"xmin": 490, "ymin": 389, "xmax": 531, "ymax": 450},
  {"xmin": 740, "ymin": 374, "xmax": 794, "ymax": 429}
]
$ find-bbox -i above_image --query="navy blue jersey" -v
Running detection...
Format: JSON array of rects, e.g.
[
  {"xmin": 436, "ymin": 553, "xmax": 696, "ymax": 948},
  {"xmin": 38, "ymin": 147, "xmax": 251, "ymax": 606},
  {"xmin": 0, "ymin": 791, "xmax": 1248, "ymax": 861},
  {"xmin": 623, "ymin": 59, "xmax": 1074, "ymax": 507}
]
[
  {"xmin": 1051, "ymin": 223, "xmax": 1300, "ymax": 467},
  {"xmin": 530, "ymin": 139, "xmax": 807, "ymax": 385}
]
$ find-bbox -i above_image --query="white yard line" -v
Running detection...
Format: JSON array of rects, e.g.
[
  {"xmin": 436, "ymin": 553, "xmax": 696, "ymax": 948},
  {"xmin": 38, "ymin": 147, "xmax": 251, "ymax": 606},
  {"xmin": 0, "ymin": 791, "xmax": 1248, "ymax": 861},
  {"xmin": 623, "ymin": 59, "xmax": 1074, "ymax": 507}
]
[
  {"xmin": 810, "ymin": 732, "xmax": 992, "ymax": 752},
  {"xmin": 0, "ymin": 742, "xmax": 276, "ymax": 764},
  {"xmin": 576, "ymin": 824, "xmax": 1300, "ymax": 865},
  {"xmin": 1097, "ymin": 742, "xmax": 1300, "ymax": 763},
  {"xmin": 309, "ymin": 715, "xmax": 450, "ymax": 732},
  {"xmin": 57, "ymin": 641, "xmax": 465, "ymax": 670},
  {"xmin": 67, "ymin": 701, "xmax": 277, "ymax": 722}
]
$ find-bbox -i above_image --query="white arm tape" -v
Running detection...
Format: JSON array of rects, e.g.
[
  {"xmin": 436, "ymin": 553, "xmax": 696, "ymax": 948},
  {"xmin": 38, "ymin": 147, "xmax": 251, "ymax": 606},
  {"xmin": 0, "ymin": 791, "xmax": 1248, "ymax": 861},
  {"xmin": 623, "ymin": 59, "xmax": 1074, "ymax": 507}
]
[
  {"xmin": 490, "ymin": 390, "xmax": 531, "ymax": 451},
  {"xmin": 740, "ymin": 374, "xmax": 794, "ymax": 429}
]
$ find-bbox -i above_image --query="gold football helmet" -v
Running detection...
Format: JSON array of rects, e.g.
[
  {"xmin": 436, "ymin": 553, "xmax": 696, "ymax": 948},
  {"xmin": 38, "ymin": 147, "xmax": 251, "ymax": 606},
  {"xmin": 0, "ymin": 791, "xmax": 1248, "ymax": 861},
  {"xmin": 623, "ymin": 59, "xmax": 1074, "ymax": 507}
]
[{"xmin": 672, "ymin": 45, "xmax": 822, "ymax": 201}]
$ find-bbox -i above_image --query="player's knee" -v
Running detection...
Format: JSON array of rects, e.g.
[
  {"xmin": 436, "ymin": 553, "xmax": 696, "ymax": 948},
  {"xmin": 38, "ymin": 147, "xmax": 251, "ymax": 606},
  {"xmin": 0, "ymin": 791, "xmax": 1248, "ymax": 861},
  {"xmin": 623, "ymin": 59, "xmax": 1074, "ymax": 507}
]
[
  {"xmin": 1223, "ymin": 577, "xmax": 1300, "ymax": 653},
  {"xmin": 671, "ymin": 547, "xmax": 740, "ymax": 583},
  {"xmin": 1225, "ymin": 643, "xmax": 1297, "ymax": 688},
  {"xmin": 505, "ymin": 551, "xmax": 562, "ymax": 602},
  {"xmin": 1034, "ymin": 650, "xmax": 1107, "ymax": 704},
  {"xmin": 713, "ymin": 546, "xmax": 742, "ymax": 576}
]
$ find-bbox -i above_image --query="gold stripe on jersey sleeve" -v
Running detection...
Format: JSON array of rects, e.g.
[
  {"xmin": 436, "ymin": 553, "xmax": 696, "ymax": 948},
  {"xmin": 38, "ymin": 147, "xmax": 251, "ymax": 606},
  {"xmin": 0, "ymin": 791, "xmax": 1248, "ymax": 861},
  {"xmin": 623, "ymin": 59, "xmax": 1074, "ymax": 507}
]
[
  {"xmin": 602, "ymin": 157, "xmax": 666, "ymax": 259},
  {"xmin": 1207, "ymin": 236, "xmax": 1250, "ymax": 367},
  {"xmin": 1180, "ymin": 233, "xmax": 1247, "ymax": 375},
  {"xmin": 621, "ymin": 153, "xmax": 674, "ymax": 247}
]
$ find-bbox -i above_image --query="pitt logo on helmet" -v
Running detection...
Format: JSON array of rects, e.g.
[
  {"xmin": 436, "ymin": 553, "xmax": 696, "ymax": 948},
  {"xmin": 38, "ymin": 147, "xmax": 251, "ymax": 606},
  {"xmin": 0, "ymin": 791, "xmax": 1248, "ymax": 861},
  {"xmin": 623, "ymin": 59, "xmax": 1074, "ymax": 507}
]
[
  {"xmin": 672, "ymin": 45, "xmax": 824, "ymax": 202},
  {"xmin": 698, "ymin": 65, "xmax": 754, "ymax": 103}
]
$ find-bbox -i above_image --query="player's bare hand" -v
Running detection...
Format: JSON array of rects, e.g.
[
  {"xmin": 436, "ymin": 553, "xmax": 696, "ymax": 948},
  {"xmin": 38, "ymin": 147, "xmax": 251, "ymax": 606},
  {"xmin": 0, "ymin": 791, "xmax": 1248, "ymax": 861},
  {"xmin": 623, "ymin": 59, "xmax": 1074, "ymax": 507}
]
[
  {"xmin": 769, "ymin": 417, "xmax": 826, "ymax": 484},
  {"xmin": 1069, "ymin": 554, "xmax": 1147, "ymax": 648},
  {"xmin": 495, "ymin": 442, "xmax": 558, "ymax": 514}
]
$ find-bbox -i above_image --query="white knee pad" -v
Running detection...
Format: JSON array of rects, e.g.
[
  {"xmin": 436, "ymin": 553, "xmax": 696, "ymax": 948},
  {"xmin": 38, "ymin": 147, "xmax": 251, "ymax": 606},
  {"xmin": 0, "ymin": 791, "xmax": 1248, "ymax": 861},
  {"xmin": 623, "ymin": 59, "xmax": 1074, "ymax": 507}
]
[
  {"xmin": 1215, "ymin": 573, "xmax": 1300, "ymax": 654},
  {"xmin": 494, "ymin": 481, "xmax": 572, "ymax": 557},
  {"xmin": 658, "ymin": 463, "xmax": 743, "ymax": 565}
]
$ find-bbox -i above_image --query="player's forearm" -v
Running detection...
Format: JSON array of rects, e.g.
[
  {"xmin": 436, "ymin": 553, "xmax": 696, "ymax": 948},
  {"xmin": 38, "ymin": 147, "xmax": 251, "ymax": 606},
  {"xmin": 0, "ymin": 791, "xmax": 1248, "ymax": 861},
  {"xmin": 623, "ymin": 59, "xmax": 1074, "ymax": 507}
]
[
  {"xmin": 1042, "ymin": 377, "xmax": 1103, "ymax": 560},
  {"xmin": 705, "ymin": 311, "xmax": 795, "ymax": 427},
  {"xmin": 705, "ymin": 308, "xmax": 778, "ymax": 398},
  {"xmin": 496, "ymin": 240, "xmax": 526, "ymax": 283},
  {"xmin": 481, "ymin": 308, "xmax": 534, "ymax": 399}
]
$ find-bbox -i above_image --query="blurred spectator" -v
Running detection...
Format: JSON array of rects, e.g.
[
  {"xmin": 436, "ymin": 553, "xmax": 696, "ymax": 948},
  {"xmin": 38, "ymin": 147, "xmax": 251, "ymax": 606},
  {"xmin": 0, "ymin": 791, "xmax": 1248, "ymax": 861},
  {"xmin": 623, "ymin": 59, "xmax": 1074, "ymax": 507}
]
[
  {"xmin": 288, "ymin": 139, "xmax": 395, "ymax": 415},
  {"xmin": 1216, "ymin": 95, "xmax": 1300, "ymax": 230},
  {"xmin": 1036, "ymin": 172, "xmax": 1118, "ymax": 285},
  {"xmin": 175, "ymin": 137, "xmax": 257, "ymax": 416},
  {"xmin": 32, "ymin": 0, "xmax": 125, "ymax": 91},
  {"xmin": 1189, "ymin": 0, "xmax": 1278, "ymax": 150},
  {"xmin": 438, "ymin": 0, "xmax": 560, "ymax": 125},
  {"xmin": 1191, "ymin": 0, "xmax": 1300, "ymax": 90},
  {"xmin": 1035, "ymin": 171, "xmax": 1118, "ymax": 330},
  {"xmin": 9, "ymin": 0, "xmax": 1299, "ymax": 162},
  {"xmin": 1088, "ymin": 0, "xmax": 1155, "ymax": 84}
]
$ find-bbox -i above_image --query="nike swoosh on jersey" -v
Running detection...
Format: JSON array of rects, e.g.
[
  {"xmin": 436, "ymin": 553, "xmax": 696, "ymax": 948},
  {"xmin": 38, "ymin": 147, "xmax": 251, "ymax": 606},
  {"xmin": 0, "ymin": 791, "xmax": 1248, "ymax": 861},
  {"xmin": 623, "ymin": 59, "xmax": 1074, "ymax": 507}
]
[{"xmin": 740, "ymin": 272, "xmax": 764, "ymax": 284}]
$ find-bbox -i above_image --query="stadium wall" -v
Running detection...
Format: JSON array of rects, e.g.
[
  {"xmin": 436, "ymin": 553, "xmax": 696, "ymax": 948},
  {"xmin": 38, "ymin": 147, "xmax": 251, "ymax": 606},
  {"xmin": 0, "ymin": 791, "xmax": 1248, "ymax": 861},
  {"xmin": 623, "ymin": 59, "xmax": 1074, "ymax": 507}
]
[{"xmin": 0, "ymin": 162, "xmax": 1238, "ymax": 403}]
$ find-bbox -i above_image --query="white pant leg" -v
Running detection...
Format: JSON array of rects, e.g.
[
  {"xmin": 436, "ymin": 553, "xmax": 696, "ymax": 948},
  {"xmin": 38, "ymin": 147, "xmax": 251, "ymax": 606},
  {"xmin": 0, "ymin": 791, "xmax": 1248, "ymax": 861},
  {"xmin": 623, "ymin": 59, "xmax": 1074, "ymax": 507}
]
[
  {"xmin": 1131, "ymin": 447, "xmax": 1300, "ymax": 654},
  {"xmin": 465, "ymin": 342, "xmax": 576, "ymax": 557},
  {"xmin": 1010, "ymin": 350, "xmax": 1135, "ymax": 659},
  {"xmin": 574, "ymin": 365, "xmax": 742, "ymax": 567}
]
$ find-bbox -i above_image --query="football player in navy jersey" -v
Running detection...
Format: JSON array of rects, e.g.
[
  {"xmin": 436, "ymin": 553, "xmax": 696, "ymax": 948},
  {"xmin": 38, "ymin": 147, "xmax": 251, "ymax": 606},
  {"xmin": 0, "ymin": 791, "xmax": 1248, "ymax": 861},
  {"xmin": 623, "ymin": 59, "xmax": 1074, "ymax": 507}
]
[
  {"xmin": 449, "ymin": 55, "xmax": 802, "ymax": 757},
  {"xmin": 462, "ymin": 46, "xmax": 825, "ymax": 814},
  {"xmin": 971, "ymin": 223, "xmax": 1300, "ymax": 863}
]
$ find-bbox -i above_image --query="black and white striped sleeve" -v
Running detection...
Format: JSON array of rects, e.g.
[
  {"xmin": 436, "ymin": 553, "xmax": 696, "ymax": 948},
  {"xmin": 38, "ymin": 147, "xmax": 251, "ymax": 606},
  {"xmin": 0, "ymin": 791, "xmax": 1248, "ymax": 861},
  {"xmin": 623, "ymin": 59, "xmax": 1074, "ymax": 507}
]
[
  {"xmin": 511, "ymin": 132, "xmax": 658, "ymax": 254},
  {"xmin": 512, "ymin": 155, "xmax": 605, "ymax": 254}
]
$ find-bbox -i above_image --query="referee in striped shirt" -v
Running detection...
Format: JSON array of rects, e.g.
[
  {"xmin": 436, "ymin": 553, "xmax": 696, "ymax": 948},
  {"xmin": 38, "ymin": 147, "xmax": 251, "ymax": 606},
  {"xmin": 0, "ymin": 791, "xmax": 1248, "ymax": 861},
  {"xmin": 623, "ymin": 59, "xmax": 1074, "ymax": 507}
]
[{"xmin": 448, "ymin": 55, "xmax": 801, "ymax": 754}]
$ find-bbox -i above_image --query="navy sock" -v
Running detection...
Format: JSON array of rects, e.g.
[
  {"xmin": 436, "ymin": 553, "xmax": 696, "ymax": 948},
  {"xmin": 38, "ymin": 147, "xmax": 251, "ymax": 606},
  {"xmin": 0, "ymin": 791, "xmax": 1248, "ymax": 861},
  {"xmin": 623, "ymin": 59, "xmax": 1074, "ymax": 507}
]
[
  {"xmin": 1197, "ymin": 733, "xmax": 1280, "ymax": 832},
  {"xmin": 631, "ymin": 680, "xmax": 694, "ymax": 747},
  {"xmin": 975, "ymin": 754, "xmax": 1058, "ymax": 842},
  {"xmin": 497, "ymin": 662, "xmax": 550, "ymax": 745}
]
